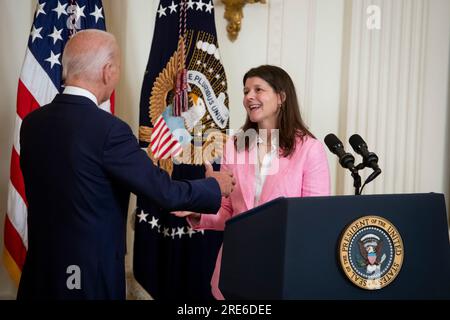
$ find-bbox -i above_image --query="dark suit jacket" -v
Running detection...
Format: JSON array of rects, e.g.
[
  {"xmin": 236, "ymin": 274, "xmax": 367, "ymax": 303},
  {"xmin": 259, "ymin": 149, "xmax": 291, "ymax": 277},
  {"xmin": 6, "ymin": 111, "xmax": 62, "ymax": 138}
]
[{"xmin": 17, "ymin": 94, "xmax": 221, "ymax": 300}]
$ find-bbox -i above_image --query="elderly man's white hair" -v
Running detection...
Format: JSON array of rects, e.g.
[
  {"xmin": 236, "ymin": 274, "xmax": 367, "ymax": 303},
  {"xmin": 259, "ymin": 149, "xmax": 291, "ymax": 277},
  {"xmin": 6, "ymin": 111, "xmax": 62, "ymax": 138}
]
[{"xmin": 62, "ymin": 29, "xmax": 117, "ymax": 82}]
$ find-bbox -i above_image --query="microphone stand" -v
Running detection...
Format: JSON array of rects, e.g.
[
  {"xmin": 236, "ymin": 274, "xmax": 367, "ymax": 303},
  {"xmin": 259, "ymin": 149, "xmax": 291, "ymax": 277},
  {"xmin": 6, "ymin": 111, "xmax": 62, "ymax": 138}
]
[
  {"xmin": 351, "ymin": 163, "xmax": 381, "ymax": 195},
  {"xmin": 351, "ymin": 164, "xmax": 364, "ymax": 195}
]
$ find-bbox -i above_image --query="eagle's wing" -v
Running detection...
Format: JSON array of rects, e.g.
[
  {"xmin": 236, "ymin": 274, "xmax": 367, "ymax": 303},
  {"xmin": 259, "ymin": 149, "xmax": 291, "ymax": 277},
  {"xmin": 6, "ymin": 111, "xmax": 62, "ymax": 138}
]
[{"xmin": 376, "ymin": 241, "xmax": 383, "ymax": 263}]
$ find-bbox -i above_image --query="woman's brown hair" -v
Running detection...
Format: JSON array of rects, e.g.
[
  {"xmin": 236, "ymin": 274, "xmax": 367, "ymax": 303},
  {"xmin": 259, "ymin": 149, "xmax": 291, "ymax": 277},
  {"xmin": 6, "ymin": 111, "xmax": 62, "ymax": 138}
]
[{"xmin": 236, "ymin": 65, "xmax": 314, "ymax": 157}]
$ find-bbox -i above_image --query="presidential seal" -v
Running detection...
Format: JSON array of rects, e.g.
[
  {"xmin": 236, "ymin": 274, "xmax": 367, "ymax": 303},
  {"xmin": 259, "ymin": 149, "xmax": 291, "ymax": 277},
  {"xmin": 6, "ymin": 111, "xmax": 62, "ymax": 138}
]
[
  {"xmin": 145, "ymin": 30, "xmax": 229, "ymax": 175},
  {"xmin": 339, "ymin": 216, "xmax": 404, "ymax": 290}
]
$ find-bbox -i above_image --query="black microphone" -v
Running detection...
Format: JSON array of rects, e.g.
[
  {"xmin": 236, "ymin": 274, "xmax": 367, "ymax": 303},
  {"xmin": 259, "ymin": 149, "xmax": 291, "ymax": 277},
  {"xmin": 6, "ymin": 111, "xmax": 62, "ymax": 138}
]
[
  {"xmin": 324, "ymin": 134, "xmax": 355, "ymax": 170},
  {"xmin": 349, "ymin": 134, "xmax": 380, "ymax": 171}
]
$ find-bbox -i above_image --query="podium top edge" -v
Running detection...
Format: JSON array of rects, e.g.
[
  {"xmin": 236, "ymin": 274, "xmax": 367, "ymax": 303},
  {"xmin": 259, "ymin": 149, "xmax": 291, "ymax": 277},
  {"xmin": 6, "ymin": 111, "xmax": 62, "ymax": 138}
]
[{"xmin": 224, "ymin": 192, "xmax": 445, "ymax": 226}]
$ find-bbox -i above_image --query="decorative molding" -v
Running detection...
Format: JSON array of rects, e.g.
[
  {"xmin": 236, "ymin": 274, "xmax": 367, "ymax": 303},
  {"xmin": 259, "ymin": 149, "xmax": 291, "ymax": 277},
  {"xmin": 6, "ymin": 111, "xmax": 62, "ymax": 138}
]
[
  {"xmin": 266, "ymin": 0, "xmax": 284, "ymax": 66},
  {"xmin": 302, "ymin": 0, "xmax": 317, "ymax": 125}
]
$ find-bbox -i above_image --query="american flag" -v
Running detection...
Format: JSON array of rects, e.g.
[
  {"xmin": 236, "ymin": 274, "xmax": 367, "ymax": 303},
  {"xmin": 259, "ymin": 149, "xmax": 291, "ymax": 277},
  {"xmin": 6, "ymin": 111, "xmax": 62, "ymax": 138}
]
[
  {"xmin": 3, "ymin": 0, "xmax": 112, "ymax": 285},
  {"xmin": 150, "ymin": 115, "xmax": 183, "ymax": 159}
]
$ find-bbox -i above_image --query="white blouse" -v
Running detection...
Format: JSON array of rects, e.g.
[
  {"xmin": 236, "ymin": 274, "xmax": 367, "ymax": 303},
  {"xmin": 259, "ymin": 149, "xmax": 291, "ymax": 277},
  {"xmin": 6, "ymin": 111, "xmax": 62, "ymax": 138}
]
[{"xmin": 254, "ymin": 136, "xmax": 278, "ymax": 206}]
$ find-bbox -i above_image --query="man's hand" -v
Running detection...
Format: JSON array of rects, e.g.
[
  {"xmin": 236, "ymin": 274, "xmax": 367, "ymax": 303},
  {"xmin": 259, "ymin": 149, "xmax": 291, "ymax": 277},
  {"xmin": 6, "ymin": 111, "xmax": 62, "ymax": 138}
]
[
  {"xmin": 171, "ymin": 211, "xmax": 197, "ymax": 218},
  {"xmin": 171, "ymin": 211, "xmax": 201, "ymax": 225},
  {"xmin": 205, "ymin": 162, "xmax": 235, "ymax": 197}
]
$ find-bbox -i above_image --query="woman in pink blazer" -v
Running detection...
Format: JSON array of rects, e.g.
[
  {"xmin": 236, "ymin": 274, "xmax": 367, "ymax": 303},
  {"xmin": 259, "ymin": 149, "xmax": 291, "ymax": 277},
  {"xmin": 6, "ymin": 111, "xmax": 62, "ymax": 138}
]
[{"xmin": 178, "ymin": 65, "xmax": 330, "ymax": 300}]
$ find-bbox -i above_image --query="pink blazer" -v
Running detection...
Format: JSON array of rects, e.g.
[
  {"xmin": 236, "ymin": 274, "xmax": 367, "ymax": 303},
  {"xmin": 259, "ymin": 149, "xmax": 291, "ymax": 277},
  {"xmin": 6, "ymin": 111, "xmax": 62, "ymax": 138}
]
[{"xmin": 190, "ymin": 135, "xmax": 330, "ymax": 299}]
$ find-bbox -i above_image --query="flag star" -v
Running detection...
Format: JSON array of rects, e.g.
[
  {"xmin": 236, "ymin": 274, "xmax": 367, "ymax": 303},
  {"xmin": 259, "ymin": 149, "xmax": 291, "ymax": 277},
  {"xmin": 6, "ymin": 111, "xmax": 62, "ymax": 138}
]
[
  {"xmin": 215, "ymin": 74, "xmax": 220, "ymax": 79},
  {"xmin": 35, "ymin": 2, "xmax": 46, "ymax": 18},
  {"xmin": 186, "ymin": 227, "xmax": 196, "ymax": 238},
  {"xmin": 45, "ymin": 50, "xmax": 61, "ymax": 69},
  {"xmin": 168, "ymin": 1, "xmax": 178, "ymax": 13},
  {"xmin": 196, "ymin": 60, "xmax": 201, "ymax": 65},
  {"xmin": 137, "ymin": 211, "xmax": 148, "ymax": 223},
  {"xmin": 170, "ymin": 228, "xmax": 176, "ymax": 239},
  {"xmin": 90, "ymin": 5, "xmax": 104, "ymax": 23},
  {"xmin": 157, "ymin": 4, "xmax": 167, "ymax": 18},
  {"xmin": 208, "ymin": 68, "xmax": 213, "ymax": 73},
  {"xmin": 175, "ymin": 227, "xmax": 185, "ymax": 239},
  {"xmin": 48, "ymin": 26, "xmax": 63, "ymax": 44},
  {"xmin": 203, "ymin": 63, "xmax": 207, "ymax": 68},
  {"xmin": 197, "ymin": 229, "xmax": 204, "ymax": 235},
  {"xmin": 149, "ymin": 216, "xmax": 159, "ymax": 229},
  {"xmin": 163, "ymin": 227, "xmax": 170, "ymax": 237},
  {"xmin": 187, "ymin": 0, "xmax": 195, "ymax": 10},
  {"xmin": 30, "ymin": 25, "xmax": 43, "ymax": 42},
  {"xmin": 210, "ymin": 123, "xmax": 215, "ymax": 127},
  {"xmin": 205, "ymin": 1, "xmax": 213, "ymax": 13},
  {"xmin": 206, "ymin": 115, "xmax": 211, "ymax": 120},
  {"xmin": 221, "ymin": 81, "xmax": 226, "ymax": 86},
  {"xmin": 52, "ymin": 1, "xmax": 67, "ymax": 19},
  {"xmin": 196, "ymin": 0, "xmax": 205, "ymax": 11},
  {"xmin": 75, "ymin": 4, "xmax": 86, "ymax": 21}
]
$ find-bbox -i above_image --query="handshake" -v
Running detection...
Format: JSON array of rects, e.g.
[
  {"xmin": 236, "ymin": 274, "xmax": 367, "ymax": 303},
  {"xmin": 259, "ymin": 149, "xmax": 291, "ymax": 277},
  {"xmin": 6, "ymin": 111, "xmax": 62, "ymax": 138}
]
[{"xmin": 205, "ymin": 162, "xmax": 235, "ymax": 197}]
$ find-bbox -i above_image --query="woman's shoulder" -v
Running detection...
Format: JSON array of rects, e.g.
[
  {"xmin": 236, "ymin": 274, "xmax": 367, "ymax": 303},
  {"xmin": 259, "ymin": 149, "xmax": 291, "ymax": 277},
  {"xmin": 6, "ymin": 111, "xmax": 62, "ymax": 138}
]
[
  {"xmin": 295, "ymin": 133, "xmax": 321, "ymax": 147},
  {"xmin": 293, "ymin": 133, "xmax": 326, "ymax": 156}
]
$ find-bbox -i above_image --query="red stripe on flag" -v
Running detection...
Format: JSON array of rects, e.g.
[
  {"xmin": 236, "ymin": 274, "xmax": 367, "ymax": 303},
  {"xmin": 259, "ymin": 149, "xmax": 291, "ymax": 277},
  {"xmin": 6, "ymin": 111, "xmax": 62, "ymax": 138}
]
[
  {"xmin": 110, "ymin": 91, "xmax": 115, "ymax": 115},
  {"xmin": 4, "ymin": 215, "xmax": 27, "ymax": 271},
  {"xmin": 172, "ymin": 144, "xmax": 182, "ymax": 155},
  {"xmin": 17, "ymin": 80, "xmax": 40, "ymax": 120},
  {"xmin": 156, "ymin": 133, "xmax": 174, "ymax": 155},
  {"xmin": 151, "ymin": 126, "xmax": 169, "ymax": 149},
  {"xmin": 10, "ymin": 148, "xmax": 28, "ymax": 206},
  {"xmin": 159, "ymin": 140, "xmax": 180, "ymax": 159},
  {"xmin": 150, "ymin": 117, "xmax": 165, "ymax": 147}
]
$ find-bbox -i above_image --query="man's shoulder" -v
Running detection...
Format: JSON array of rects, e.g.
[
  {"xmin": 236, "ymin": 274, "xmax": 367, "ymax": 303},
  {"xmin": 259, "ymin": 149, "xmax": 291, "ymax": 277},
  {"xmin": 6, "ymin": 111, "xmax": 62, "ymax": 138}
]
[
  {"xmin": 21, "ymin": 101, "xmax": 50, "ymax": 127},
  {"xmin": 22, "ymin": 95, "xmax": 128, "ymax": 133}
]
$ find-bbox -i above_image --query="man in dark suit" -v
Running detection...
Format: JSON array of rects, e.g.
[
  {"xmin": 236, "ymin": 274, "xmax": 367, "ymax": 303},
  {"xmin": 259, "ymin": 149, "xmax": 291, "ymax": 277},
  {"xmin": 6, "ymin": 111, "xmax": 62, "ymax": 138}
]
[{"xmin": 17, "ymin": 29, "xmax": 234, "ymax": 300}]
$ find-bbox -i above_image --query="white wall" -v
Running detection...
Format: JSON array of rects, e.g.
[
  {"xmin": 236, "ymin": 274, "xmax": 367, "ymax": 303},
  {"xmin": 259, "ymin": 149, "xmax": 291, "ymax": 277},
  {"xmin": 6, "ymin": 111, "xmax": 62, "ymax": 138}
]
[{"xmin": 0, "ymin": 0, "xmax": 449, "ymax": 299}]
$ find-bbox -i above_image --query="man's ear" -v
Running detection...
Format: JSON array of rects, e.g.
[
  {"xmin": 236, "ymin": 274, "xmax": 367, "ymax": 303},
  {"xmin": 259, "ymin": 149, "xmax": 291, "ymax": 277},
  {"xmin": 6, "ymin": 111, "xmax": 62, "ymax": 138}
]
[{"xmin": 102, "ymin": 63, "xmax": 112, "ymax": 85}]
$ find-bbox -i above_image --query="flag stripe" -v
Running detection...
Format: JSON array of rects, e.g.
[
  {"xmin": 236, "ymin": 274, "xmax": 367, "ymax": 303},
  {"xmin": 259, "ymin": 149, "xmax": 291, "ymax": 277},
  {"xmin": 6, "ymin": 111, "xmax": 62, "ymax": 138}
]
[
  {"xmin": 4, "ymin": 216, "xmax": 27, "ymax": 272},
  {"xmin": 13, "ymin": 114, "xmax": 22, "ymax": 155},
  {"xmin": 16, "ymin": 80, "xmax": 40, "ymax": 120},
  {"xmin": 110, "ymin": 91, "xmax": 115, "ymax": 114},
  {"xmin": 7, "ymin": 181, "xmax": 28, "ymax": 247},
  {"xmin": 159, "ymin": 140, "xmax": 181, "ymax": 159},
  {"xmin": 150, "ymin": 115, "xmax": 182, "ymax": 159},
  {"xmin": 155, "ymin": 132, "xmax": 174, "ymax": 157},
  {"xmin": 150, "ymin": 117, "xmax": 165, "ymax": 147},
  {"xmin": 151, "ymin": 126, "xmax": 170, "ymax": 152},
  {"xmin": 154, "ymin": 131, "xmax": 172, "ymax": 155},
  {"xmin": 20, "ymin": 48, "xmax": 58, "ymax": 107},
  {"xmin": 10, "ymin": 148, "xmax": 27, "ymax": 206}
]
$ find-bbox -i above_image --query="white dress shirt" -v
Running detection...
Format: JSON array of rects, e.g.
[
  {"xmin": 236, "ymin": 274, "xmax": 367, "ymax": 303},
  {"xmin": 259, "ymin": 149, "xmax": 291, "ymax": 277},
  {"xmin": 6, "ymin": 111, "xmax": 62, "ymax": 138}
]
[{"xmin": 63, "ymin": 86, "xmax": 98, "ymax": 106}]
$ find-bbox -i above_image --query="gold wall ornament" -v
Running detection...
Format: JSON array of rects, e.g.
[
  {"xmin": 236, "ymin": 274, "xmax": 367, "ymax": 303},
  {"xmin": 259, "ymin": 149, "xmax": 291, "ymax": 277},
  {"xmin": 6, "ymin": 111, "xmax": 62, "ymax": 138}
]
[{"xmin": 221, "ymin": 0, "xmax": 266, "ymax": 42}]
